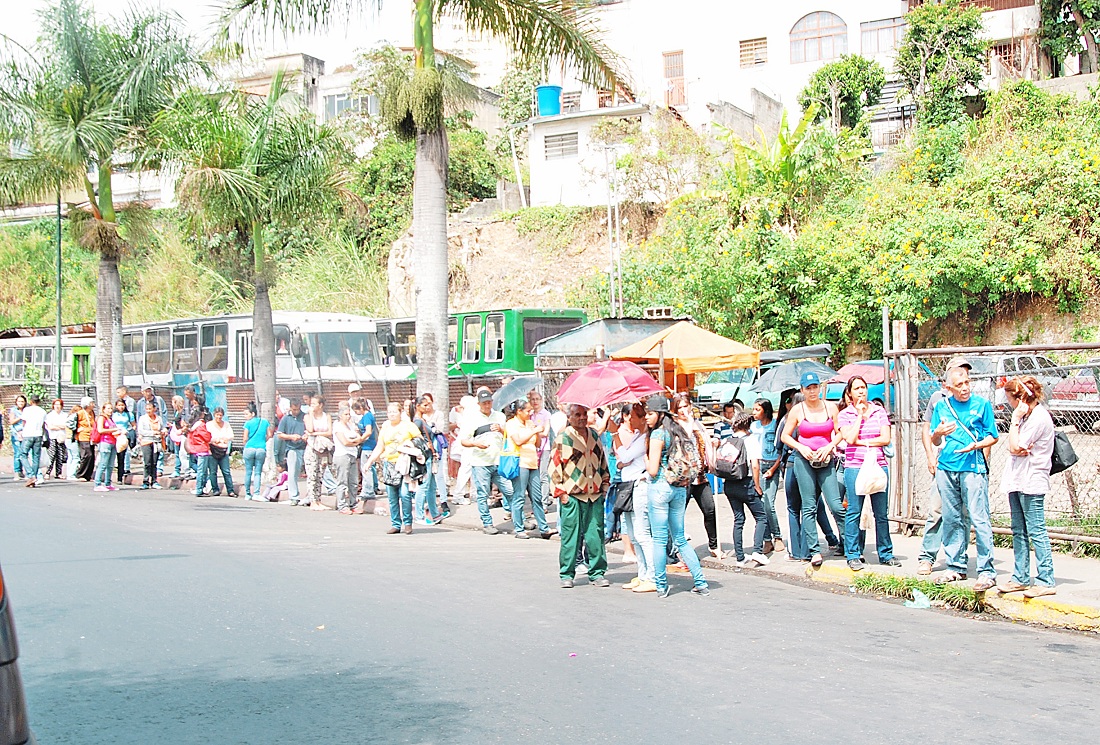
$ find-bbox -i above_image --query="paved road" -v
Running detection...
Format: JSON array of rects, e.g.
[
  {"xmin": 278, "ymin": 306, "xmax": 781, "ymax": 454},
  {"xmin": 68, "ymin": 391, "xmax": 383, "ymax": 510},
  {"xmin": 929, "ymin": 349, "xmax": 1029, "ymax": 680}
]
[{"xmin": 2, "ymin": 481, "xmax": 1099, "ymax": 744}]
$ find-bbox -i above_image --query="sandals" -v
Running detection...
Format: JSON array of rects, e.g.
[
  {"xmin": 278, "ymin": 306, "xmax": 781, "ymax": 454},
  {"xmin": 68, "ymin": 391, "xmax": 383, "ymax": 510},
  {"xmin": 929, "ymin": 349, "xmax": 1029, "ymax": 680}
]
[
  {"xmin": 972, "ymin": 577, "xmax": 997, "ymax": 592},
  {"xmin": 810, "ymin": 553, "xmax": 824, "ymax": 568},
  {"xmin": 933, "ymin": 570, "xmax": 967, "ymax": 585},
  {"xmin": 1024, "ymin": 584, "xmax": 1057, "ymax": 598},
  {"xmin": 916, "ymin": 561, "xmax": 933, "ymax": 576}
]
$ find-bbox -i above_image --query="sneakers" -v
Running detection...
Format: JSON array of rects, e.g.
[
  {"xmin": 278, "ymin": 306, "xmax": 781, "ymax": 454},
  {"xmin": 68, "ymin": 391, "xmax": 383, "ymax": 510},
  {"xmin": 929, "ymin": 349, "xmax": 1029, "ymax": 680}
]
[
  {"xmin": 656, "ymin": 586, "xmax": 671, "ymax": 599},
  {"xmin": 482, "ymin": 525, "xmax": 500, "ymax": 535},
  {"xmin": 386, "ymin": 527, "xmax": 401, "ymax": 534},
  {"xmin": 847, "ymin": 559, "xmax": 863, "ymax": 571},
  {"xmin": 749, "ymin": 552, "xmax": 770, "ymax": 566},
  {"xmin": 592, "ymin": 577, "xmax": 610, "ymax": 587},
  {"xmin": 917, "ymin": 560, "xmax": 933, "ymax": 576},
  {"xmin": 632, "ymin": 581, "xmax": 657, "ymax": 594},
  {"xmin": 560, "ymin": 578, "xmax": 574, "ymax": 589},
  {"xmin": 691, "ymin": 586, "xmax": 711, "ymax": 598},
  {"xmin": 140, "ymin": 484, "xmax": 150, "ymax": 490},
  {"xmin": 152, "ymin": 482, "xmax": 163, "ymax": 490},
  {"xmin": 622, "ymin": 577, "xmax": 642, "ymax": 590},
  {"xmin": 106, "ymin": 485, "xmax": 118, "ymax": 491},
  {"xmin": 514, "ymin": 532, "xmax": 530, "ymax": 539},
  {"xmin": 94, "ymin": 485, "xmax": 108, "ymax": 492},
  {"xmin": 880, "ymin": 557, "xmax": 902, "ymax": 567}
]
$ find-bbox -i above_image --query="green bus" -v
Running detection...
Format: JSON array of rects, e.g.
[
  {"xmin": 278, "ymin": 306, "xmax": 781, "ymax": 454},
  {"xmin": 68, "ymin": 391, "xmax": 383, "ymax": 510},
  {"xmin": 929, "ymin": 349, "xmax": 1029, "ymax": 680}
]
[{"xmin": 377, "ymin": 308, "xmax": 588, "ymax": 378}]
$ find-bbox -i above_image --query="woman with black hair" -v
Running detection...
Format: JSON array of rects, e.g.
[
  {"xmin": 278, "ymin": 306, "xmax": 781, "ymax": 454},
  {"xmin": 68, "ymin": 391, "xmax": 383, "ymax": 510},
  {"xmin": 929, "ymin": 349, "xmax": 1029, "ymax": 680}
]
[
  {"xmin": 751, "ymin": 397, "xmax": 784, "ymax": 553},
  {"xmin": 672, "ymin": 393, "xmax": 720, "ymax": 558},
  {"xmin": 644, "ymin": 395, "xmax": 709, "ymax": 598}
]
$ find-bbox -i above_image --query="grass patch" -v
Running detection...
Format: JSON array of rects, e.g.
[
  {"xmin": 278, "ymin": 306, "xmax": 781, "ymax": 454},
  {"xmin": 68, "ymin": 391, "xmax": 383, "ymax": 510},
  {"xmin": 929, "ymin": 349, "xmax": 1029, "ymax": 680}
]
[
  {"xmin": 851, "ymin": 572, "xmax": 984, "ymax": 613},
  {"xmin": 992, "ymin": 517, "xmax": 1100, "ymax": 560},
  {"xmin": 503, "ymin": 205, "xmax": 597, "ymax": 254}
]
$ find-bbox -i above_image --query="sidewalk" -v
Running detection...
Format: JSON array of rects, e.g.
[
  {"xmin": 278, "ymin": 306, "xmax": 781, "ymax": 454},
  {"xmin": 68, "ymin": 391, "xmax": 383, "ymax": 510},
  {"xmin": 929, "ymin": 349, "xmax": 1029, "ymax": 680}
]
[{"xmin": 30, "ymin": 464, "xmax": 1100, "ymax": 632}]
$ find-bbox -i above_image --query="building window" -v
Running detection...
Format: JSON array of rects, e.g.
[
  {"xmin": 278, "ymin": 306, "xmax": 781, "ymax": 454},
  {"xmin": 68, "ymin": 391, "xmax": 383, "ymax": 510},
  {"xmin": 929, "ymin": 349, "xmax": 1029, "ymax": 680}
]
[
  {"xmin": 200, "ymin": 323, "xmax": 229, "ymax": 371},
  {"xmin": 544, "ymin": 132, "xmax": 579, "ymax": 160},
  {"xmin": 122, "ymin": 332, "xmax": 144, "ymax": 377},
  {"xmin": 740, "ymin": 38, "xmax": 768, "ymax": 68},
  {"xmin": 597, "ymin": 89, "xmax": 615, "ymax": 108},
  {"xmin": 990, "ymin": 41, "xmax": 1023, "ymax": 72},
  {"xmin": 562, "ymin": 90, "xmax": 582, "ymax": 113},
  {"xmin": 861, "ymin": 17, "xmax": 906, "ymax": 55},
  {"xmin": 790, "ymin": 11, "xmax": 848, "ymax": 64},
  {"xmin": 145, "ymin": 328, "xmax": 171, "ymax": 375},
  {"xmin": 664, "ymin": 51, "xmax": 686, "ymax": 107},
  {"xmin": 322, "ymin": 92, "xmax": 378, "ymax": 122}
]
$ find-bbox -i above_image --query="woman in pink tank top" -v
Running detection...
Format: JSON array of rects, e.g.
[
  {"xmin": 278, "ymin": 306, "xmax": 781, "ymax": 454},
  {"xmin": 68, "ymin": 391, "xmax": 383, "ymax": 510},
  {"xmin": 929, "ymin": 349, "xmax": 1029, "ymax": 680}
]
[{"xmin": 780, "ymin": 371, "xmax": 844, "ymax": 568}]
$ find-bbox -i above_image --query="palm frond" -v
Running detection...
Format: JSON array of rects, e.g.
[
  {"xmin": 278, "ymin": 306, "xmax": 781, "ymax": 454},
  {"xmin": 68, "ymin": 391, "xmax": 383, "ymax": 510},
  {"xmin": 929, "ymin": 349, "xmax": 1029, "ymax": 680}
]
[{"xmin": 218, "ymin": 0, "xmax": 382, "ymax": 44}]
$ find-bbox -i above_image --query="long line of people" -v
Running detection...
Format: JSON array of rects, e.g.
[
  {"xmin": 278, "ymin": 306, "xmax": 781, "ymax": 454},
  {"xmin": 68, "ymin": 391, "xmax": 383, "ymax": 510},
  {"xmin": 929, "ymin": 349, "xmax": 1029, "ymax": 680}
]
[{"xmin": 2, "ymin": 362, "xmax": 1060, "ymax": 598}]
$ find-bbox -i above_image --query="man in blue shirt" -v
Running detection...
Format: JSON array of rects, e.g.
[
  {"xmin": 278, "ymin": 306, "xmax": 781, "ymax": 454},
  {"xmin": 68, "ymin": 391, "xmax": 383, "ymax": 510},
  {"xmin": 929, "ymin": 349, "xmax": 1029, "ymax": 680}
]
[
  {"xmin": 275, "ymin": 400, "xmax": 308, "ymax": 505},
  {"xmin": 929, "ymin": 357, "xmax": 1000, "ymax": 592},
  {"xmin": 356, "ymin": 399, "xmax": 379, "ymax": 498}
]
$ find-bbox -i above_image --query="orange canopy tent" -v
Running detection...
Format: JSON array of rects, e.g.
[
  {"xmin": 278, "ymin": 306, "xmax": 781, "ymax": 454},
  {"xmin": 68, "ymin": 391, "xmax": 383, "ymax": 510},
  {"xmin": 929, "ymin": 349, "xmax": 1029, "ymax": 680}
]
[{"xmin": 609, "ymin": 321, "xmax": 760, "ymax": 391}]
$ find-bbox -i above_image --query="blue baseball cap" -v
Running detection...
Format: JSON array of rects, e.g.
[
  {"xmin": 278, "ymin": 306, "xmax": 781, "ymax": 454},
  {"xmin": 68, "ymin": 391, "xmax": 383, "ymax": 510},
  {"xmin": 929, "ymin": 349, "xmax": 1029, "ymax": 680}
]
[{"xmin": 800, "ymin": 371, "xmax": 821, "ymax": 388}]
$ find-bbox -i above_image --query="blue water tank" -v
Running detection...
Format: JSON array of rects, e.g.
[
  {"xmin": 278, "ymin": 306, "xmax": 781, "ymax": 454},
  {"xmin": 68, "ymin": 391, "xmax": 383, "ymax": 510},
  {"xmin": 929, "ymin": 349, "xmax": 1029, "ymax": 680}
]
[{"xmin": 535, "ymin": 85, "xmax": 563, "ymax": 117}]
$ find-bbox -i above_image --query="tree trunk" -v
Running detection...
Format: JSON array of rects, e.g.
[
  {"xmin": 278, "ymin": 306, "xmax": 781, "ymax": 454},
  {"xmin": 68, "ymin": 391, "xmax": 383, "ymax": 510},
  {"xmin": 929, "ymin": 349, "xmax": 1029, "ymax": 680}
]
[
  {"xmin": 413, "ymin": 125, "xmax": 450, "ymax": 407},
  {"xmin": 1072, "ymin": 8, "xmax": 1100, "ymax": 74},
  {"xmin": 252, "ymin": 274, "xmax": 277, "ymax": 423},
  {"xmin": 95, "ymin": 254, "xmax": 122, "ymax": 406}
]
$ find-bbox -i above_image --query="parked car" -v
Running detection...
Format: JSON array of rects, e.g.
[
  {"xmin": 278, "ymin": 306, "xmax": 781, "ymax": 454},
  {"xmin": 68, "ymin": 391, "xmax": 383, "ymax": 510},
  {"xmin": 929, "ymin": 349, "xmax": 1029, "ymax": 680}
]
[
  {"xmin": 824, "ymin": 359, "xmax": 940, "ymax": 413},
  {"xmin": 0, "ymin": 562, "xmax": 35, "ymax": 745},
  {"xmin": 967, "ymin": 354, "xmax": 1062, "ymax": 428},
  {"xmin": 695, "ymin": 344, "xmax": 832, "ymax": 415},
  {"xmin": 1049, "ymin": 360, "xmax": 1100, "ymax": 431}
]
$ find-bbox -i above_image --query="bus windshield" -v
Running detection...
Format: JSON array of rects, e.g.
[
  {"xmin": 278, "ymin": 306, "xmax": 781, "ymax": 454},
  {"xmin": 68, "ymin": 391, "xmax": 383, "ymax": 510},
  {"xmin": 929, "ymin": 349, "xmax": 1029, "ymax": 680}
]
[{"xmin": 311, "ymin": 332, "xmax": 381, "ymax": 367}]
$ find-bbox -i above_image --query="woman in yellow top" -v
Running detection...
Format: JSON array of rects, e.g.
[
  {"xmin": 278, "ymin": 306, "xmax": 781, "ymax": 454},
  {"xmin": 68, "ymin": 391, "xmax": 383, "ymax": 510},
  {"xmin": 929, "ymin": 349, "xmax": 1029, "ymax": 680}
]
[
  {"xmin": 367, "ymin": 401, "xmax": 422, "ymax": 534},
  {"xmin": 505, "ymin": 400, "xmax": 553, "ymax": 539}
]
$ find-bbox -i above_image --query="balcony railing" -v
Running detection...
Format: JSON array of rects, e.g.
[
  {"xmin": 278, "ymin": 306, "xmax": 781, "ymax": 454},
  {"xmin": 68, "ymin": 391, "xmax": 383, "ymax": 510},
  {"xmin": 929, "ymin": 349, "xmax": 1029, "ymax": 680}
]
[{"xmin": 908, "ymin": 0, "xmax": 1034, "ymax": 10}]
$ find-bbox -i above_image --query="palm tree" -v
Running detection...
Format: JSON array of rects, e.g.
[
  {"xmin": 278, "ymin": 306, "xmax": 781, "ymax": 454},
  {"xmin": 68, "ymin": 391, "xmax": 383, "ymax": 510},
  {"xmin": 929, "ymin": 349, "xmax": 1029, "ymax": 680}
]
[
  {"xmin": 0, "ymin": 0, "xmax": 202, "ymax": 404},
  {"xmin": 149, "ymin": 73, "xmax": 355, "ymax": 421},
  {"xmin": 220, "ymin": 0, "xmax": 622, "ymax": 402}
]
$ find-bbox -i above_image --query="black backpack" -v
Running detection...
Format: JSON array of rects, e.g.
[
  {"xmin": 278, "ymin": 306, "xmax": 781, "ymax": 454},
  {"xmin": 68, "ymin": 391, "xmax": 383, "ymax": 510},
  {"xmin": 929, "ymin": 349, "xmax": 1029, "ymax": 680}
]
[{"xmin": 715, "ymin": 436, "xmax": 750, "ymax": 481}]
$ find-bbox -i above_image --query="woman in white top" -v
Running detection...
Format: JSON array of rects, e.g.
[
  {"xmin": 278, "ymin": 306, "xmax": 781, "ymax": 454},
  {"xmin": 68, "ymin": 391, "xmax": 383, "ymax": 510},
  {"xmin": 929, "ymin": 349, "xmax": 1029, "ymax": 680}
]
[
  {"xmin": 332, "ymin": 403, "xmax": 365, "ymax": 514},
  {"xmin": 1001, "ymin": 375, "xmax": 1057, "ymax": 598},
  {"xmin": 206, "ymin": 407, "xmax": 236, "ymax": 497},
  {"xmin": 43, "ymin": 398, "xmax": 69, "ymax": 479},
  {"xmin": 609, "ymin": 403, "xmax": 655, "ymax": 593},
  {"xmin": 137, "ymin": 406, "xmax": 165, "ymax": 490}
]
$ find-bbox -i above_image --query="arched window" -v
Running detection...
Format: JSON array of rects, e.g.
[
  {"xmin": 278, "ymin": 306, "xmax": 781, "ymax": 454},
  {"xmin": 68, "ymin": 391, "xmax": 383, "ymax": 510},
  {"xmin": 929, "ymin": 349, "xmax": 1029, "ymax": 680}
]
[{"xmin": 790, "ymin": 11, "xmax": 848, "ymax": 64}]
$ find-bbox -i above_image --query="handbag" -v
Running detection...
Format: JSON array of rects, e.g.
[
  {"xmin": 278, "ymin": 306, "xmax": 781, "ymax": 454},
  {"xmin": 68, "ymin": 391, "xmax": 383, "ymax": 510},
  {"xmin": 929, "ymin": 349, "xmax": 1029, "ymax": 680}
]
[
  {"xmin": 209, "ymin": 443, "xmax": 227, "ymax": 459},
  {"xmin": 1050, "ymin": 431, "xmax": 1078, "ymax": 475},
  {"xmin": 381, "ymin": 459, "xmax": 403, "ymax": 486},
  {"xmin": 498, "ymin": 454, "xmax": 520, "ymax": 481},
  {"xmin": 612, "ymin": 479, "xmax": 635, "ymax": 514}
]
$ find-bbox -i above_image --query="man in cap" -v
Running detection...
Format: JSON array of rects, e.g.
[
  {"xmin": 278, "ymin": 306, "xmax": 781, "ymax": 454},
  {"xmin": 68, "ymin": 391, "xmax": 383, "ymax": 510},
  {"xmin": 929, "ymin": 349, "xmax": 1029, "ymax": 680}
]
[
  {"xmin": 347, "ymin": 383, "xmax": 362, "ymax": 413},
  {"xmin": 929, "ymin": 356, "xmax": 1000, "ymax": 591},
  {"xmin": 550, "ymin": 404, "xmax": 611, "ymax": 588},
  {"xmin": 460, "ymin": 386, "xmax": 513, "ymax": 534}
]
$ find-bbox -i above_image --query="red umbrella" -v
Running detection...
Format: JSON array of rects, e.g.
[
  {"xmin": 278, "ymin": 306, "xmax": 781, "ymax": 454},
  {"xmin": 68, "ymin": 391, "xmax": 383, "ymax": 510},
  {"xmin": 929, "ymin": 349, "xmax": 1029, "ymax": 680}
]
[{"xmin": 556, "ymin": 360, "xmax": 665, "ymax": 410}]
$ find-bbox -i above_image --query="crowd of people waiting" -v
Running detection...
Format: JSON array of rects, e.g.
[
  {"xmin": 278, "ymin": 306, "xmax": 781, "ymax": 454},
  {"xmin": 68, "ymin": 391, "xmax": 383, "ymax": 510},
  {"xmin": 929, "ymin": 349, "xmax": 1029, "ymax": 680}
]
[{"xmin": 1, "ymin": 357, "xmax": 1060, "ymax": 599}]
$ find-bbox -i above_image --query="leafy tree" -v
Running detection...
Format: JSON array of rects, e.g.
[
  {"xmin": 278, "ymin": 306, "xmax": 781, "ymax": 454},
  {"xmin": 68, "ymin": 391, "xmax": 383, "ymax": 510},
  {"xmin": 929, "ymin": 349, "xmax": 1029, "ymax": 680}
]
[
  {"xmin": 222, "ymin": 0, "xmax": 622, "ymax": 402},
  {"xmin": 0, "ymin": 0, "xmax": 203, "ymax": 404},
  {"xmin": 149, "ymin": 74, "xmax": 355, "ymax": 421},
  {"xmin": 590, "ymin": 109, "xmax": 715, "ymax": 205},
  {"xmin": 797, "ymin": 55, "xmax": 886, "ymax": 132},
  {"xmin": 1040, "ymin": 0, "xmax": 1100, "ymax": 74},
  {"xmin": 895, "ymin": 0, "xmax": 987, "ymax": 126}
]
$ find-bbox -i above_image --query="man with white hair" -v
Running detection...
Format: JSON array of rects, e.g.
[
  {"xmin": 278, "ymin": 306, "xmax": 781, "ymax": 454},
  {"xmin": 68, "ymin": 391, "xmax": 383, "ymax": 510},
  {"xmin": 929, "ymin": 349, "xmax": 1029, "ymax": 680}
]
[{"xmin": 930, "ymin": 356, "xmax": 1000, "ymax": 592}]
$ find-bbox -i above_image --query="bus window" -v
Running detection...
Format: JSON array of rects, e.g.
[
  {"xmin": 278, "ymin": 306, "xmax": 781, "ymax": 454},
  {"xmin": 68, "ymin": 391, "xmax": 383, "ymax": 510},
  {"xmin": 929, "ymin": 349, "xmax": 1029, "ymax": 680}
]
[
  {"xmin": 447, "ymin": 317, "xmax": 457, "ymax": 364},
  {"xmin": 395, "ymin": 321, "xmax": 417, "ymax": 365},
  {"xmin": 122, "ymin": 332, "xmax": 143, "ymax": 377},
  {"xmin": 173, "ymin": 329, "xmax": 198, "ymax": 372},
  {"xmin": 522, "ymin": 317, "xmax": 584, "ymax": 354},
  {"xmin": 273, "ymin": 325, "xmax": 293, "ymax": 379},
  {"xmin": 201, "ymin": 323, "xmax": 229, "ymax": 371},
  {"xmin": 312, "ymin": 332, "xmax": 380, "ymax": 367},
  {"xmin": 462, "ymin": 315, "xmax": 482, "ymax": 363},
  {"xmin": 145, "ymin": 328, "xmax": 171, "ymax": 374},
  {"xmin": 485, "ymin": 313, "xmax": 504, "ymax": 363},
  {"xmin": 33, "ymin": 347, "xmax": 54, "ymax": 382},
  {"xmin": 3, "ymin": 348, "xmax": 32, "ymax": 381}
]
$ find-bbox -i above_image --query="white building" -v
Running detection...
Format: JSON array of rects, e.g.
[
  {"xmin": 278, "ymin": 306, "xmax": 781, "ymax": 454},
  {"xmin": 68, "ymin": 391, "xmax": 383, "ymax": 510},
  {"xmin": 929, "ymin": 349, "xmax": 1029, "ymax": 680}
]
[{"xmin": 529, "ymin": 0, "xmax": 1043, "ymax": 207}]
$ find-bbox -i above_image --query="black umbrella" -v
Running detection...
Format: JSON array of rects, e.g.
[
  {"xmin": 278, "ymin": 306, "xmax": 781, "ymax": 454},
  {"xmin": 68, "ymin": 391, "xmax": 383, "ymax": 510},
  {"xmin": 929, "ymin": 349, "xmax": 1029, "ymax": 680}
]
[
  {"xmin": 491, "ymin": 375, "xmax": 543, "ymax": 411},
  {"xmin": 751, "ymin": 360, "xmax": 836, "ymax": 393}
]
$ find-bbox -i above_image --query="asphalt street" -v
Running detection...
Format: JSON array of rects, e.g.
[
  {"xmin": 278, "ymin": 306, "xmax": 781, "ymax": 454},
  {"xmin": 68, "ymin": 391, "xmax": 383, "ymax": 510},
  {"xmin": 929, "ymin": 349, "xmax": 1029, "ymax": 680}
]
[{"xmin": 2, "ymin": 480, "xmax": 1099, "ymax": 744}]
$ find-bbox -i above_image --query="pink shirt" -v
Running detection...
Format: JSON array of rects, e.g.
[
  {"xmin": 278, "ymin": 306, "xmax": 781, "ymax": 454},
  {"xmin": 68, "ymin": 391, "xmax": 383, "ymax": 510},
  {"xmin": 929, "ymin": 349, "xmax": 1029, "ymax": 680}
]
[{"xmin": 837, "ymin": 404, "xmax": 890, "ymax": 469}]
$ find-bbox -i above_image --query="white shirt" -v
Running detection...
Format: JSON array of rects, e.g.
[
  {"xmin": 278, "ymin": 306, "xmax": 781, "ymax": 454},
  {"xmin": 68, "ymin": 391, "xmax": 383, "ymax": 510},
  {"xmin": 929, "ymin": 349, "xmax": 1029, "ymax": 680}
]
[
  {"xmin": 45, "ymin": 410, "xmax": 68, "ymax": 441},
  {"xmin": 19, "ymin": 405, "xmax": 46, "ymax": 438},
  {"xmin": 333, "ymin": 420, "xmax": 360, "ymax": 458},
  {"xmin": 614, "ymin": 428, "xmax": 648, "ymax": 482}
]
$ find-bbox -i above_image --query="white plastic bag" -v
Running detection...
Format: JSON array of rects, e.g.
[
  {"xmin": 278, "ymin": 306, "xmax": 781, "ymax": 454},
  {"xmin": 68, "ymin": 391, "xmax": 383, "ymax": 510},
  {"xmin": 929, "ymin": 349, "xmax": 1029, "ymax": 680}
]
[{"xmin": 854, "ymin": 451, "xmax": 887, "ymax": 496}]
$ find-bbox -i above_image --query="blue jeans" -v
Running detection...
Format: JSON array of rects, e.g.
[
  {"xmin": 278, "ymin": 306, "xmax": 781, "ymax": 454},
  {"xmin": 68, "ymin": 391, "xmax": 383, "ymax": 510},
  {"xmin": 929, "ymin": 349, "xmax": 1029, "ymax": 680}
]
[
  {"xmin": 511, "ymin": 467, "xmax": 549, "ymax": 534},
  {"xmin": 724, "ymin": 478, "xmax": 766, "ymax": 561},
  {"xmin": 1009, "ymin": 491, "xmax": 1055, "ymax": 587},
  {"xmin": 647, "ymin": 480, "xmax": 707, "ymax": 591},
  {"xmin": 843, "ymin": 465, "xmax": 894, "ymax": 562},
  {"xmin": 937, "ymin": 469, "xmax": 995, "ymax": 578},
  {"xmin": 759, "ymin": 459, "xmax": 782, "ymax": 541},
  {"xmin": 20, "ymin": 436, "xmax": 42, "ymax": 479},
  {"xmin": 193, "ymin": 454, "xmax": 210, "ymax": 494},
  {"xmin": 792, "ymin": 453, "xmax": 845, "ymax": 557},
  {"xmin": 472, "ymin": 464, "xmax": 513, "ymax": 527},
  {"xmin": 11, "ymin": 437, "xmax": 24, "ymax": 477},
  {"xmin": 387, "ymin": 481, "xmax": 413, "ymax": 529},
  {"xmin": 359, "ymin": 454, "xmax": 378, "ymax": 497},
  {"xmin": 209, "ymin": 452, "xmax": 235, "ymax": 496},
  {"xmin": 415, "ymin": 456, "xmax": 441, "ymax": 521},
  {"xmin": 286, "ymin": 448, "xmax": 304, "ymax": 501},
  {"xmin": 243, "ymin": 447, "xmax": 266, "ymax": 499},
  {"xmin": 93, "ymin": 443, "xmax": 116, "ymax": 486}
]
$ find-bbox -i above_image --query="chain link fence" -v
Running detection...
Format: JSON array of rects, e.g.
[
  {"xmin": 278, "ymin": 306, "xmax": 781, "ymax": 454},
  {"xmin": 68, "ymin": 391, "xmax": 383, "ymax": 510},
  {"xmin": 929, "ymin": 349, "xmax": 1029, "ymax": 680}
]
[{"xmin": 887, "ymin": 343, "xmax": 1100, "ymax": 543}]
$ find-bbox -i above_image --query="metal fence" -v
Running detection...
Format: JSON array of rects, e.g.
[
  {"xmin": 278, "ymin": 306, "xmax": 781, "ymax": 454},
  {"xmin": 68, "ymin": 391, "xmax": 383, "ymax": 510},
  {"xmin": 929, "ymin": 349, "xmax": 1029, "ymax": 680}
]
[{"xmin": 886, "ymin": 343, "xmax": 1100, "ymax": 541}]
